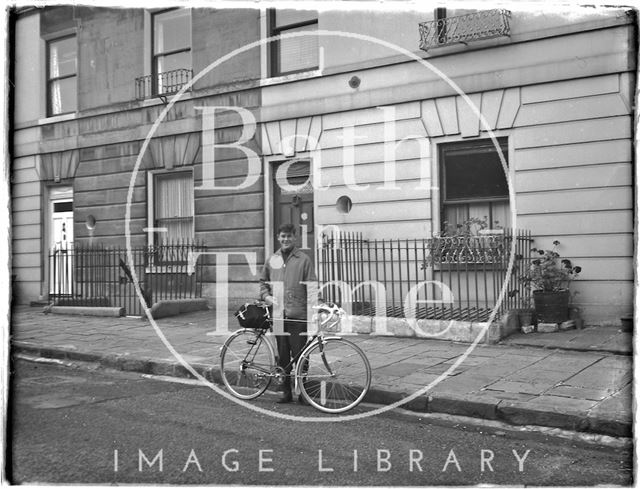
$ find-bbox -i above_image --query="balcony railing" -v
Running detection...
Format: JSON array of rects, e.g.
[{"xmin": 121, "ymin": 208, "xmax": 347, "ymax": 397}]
[
  {"xmin": 419, "ymin": 9, "xmax": 511, "ymax": 51},
  {"xmin": 135, "ymin": 68, "xmax": 193, "ymax": 101}
]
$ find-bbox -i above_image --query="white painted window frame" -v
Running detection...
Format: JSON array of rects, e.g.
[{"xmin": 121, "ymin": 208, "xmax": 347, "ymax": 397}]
[{"xmin": 146, "ymin": 167, "xmax": 195, "ymax": 247}]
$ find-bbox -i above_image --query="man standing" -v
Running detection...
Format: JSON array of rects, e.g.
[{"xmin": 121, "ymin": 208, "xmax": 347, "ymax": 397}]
[{"xmin": 260, "ymin": 223, "xmax": 317, "ymax": 403}]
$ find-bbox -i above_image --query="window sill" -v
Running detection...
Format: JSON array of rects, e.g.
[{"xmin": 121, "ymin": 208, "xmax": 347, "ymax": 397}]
[
  {"xmin": 38, "ymin": 112, "xmax": 77, "ymax": 125},
  {"xmin": 141, "ymin": 90, "xmax": 193, "ymax": 106},
  {"xmin": 260, "ymin": 69, "xmax": 323, "ymax": 87}
]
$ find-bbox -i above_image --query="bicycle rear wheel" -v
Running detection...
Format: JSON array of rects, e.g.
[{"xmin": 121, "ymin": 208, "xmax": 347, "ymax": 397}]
[
  {"xmin": 220, "ymin": 329, "xmax": 275, "ymax": 399},
  {"xmin": 296, "ymin": 337, "xmax": 371, "ymax": 413}
]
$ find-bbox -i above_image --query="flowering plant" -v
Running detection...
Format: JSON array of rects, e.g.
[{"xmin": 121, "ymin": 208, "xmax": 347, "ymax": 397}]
[
  {"xmin": 439, "ymin": 216, "xmax": 502, "ymax": 237},
  {"xmin": 521, "ymin": 240, "xmax": 582, "ymax": 292}
]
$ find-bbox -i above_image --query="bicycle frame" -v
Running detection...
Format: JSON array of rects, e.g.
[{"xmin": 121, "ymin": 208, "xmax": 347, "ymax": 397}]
[{"xmin": 241, "ymin": 324, "xmax": 339, "ymax": 381}]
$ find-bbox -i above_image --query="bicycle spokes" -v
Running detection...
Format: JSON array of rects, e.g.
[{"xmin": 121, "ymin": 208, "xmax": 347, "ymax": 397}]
[
  {"xmin": 220, "ymin": 330, "xmax": 276, "ymax": 400},
  {"xmin": 297, "ymin": 338, "xmax": 371, "ymax": 413}
]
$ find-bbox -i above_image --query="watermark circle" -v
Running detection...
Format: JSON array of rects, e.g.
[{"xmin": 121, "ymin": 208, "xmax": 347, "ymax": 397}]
[{"xmin": 125, "ymin": 28, "xmax": 517, "ymax": 423}]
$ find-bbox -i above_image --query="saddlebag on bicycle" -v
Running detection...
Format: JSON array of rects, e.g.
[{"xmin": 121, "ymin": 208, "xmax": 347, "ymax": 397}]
[{"xmin": 235, "ymin": 301, "xmax": 271, "ymax": 329}]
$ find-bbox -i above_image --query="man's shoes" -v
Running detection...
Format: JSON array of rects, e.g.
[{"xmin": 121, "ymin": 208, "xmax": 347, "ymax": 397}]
[{"xmin": 277, "ymin": 390, "xmax": 293, "ymax": 403}]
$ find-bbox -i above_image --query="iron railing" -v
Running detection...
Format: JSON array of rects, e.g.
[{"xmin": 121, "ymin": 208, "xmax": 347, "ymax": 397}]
[
  {"xmin": 319, "ymin": 229, "xmax": 532, "ymax": 322},
  {"xmin": 48, "ymin": 242, "xmax": 206, "ymax": 316},
  {"xmin": 135, "ymin": 68, "xmax": 193, "ymax": 100},
  {"xmin": 419, "ymin": 9, "xmax": 511, "ymax": 51}
]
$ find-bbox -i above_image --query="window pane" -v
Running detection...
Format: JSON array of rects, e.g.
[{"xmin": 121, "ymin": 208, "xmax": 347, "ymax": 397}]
[
  {"xmin": 49, "ymin": 77, "xmax": 77, "ymax": 115},
  {"xmin": 154, "ymin": 9, "xmax": 191, "ymax": 54},
  {"xmin": 155, "ymin": 173, "xmax": 193, "ymax": 218},
  {"xmin": 443, "ymin": 201, "xmax": 510, "ymax": 232},
  {"xmin": 155, "ymin": 173, "xmax": 194, "ymax": 243},
  {"xmin": 156, "ymin": 51, "xmax": 191, "ymax": 74},
  {"xmin": 49, "ymin": 37, "xmax": 76, "ymax": 78},
  {"xmin": 443, "ymin": 147, "xmax": 508, "ymax": 201},
  {"xmin": 274, "ymin": 9, "xmax": 317, "ymax": 28},
  {"xmin": 489, "ymin": 201, "xmax": 510, "ymax": 229},
  {"xmin": 278, "ymin": 24, "xmax": 318, "ymax": 74},
  {"xmin": 156, "ymin": 52, "xmax": 191, "ymax": 94}
]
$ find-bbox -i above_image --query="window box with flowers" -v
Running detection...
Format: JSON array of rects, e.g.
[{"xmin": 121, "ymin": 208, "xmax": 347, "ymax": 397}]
[
  {"xmin": 424, "ymin": 217, "xmax": 507, "ymax": 269},
  {"xmin": 521, "ymin": 240, "xmax": 582, "ymax": 324}
]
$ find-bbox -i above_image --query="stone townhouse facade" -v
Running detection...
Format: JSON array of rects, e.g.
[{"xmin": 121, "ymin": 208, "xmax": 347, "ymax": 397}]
[{"xmin": 11, "ymin": 5, "xmax": 636, "ymax": 329}]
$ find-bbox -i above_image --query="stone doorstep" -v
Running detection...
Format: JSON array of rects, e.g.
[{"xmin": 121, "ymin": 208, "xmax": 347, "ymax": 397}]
[
  {"xmin": 49, "ymin": 306, "xmax": 125, "ymax": 317},
  {"xmin": 150, "ymin": 299, "xmax": 209, "ymax": 319}
]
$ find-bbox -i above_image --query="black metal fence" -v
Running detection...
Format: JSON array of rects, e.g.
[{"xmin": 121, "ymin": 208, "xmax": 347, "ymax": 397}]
[
  {"xmin": 49, "ymin": 243, "xmax": 206, "ymax": 316},
  {"xmin": 319, "ymin": 230, "xmax": 532, "ymax": 322}
]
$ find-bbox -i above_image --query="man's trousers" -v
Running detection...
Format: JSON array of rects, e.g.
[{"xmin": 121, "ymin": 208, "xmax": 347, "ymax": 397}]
[{"xmin": 275, "ymin": 318, "xmax": 307, "ymax": 391}]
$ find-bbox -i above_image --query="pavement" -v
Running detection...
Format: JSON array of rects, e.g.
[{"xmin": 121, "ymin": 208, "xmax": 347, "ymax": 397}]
[{"xmin": 10, "ymin": 305, "xmax": 633, "ymax": 438}]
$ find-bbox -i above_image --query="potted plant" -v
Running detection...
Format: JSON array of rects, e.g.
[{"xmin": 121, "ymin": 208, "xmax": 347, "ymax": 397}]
[{"xmin": 521, "ymin": 240, "xmax": 581, "ymax": 324}]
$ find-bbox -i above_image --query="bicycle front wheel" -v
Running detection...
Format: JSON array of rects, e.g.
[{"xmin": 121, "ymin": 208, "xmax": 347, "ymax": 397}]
[
  {"xmin": 296, "ymin": 337, "xmax": 371, "ymax": 413},
  {"xmin": 220, "ymin": 329, "xmax": 275, "ymax": 400}
]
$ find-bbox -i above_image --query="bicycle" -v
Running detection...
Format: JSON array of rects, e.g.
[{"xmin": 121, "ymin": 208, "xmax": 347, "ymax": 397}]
[{"xmin": 220, "ymin": 301, "xmax": 372, "ymax": 414}]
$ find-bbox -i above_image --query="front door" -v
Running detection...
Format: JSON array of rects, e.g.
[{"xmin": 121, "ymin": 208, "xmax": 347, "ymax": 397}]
[
  {"xmin": 272, "ymin": 160, "xmax": 315, "ymax": 265},
  {"xmin": 48, "ymin": 187, "xmax": 74, "ymax": 296}
]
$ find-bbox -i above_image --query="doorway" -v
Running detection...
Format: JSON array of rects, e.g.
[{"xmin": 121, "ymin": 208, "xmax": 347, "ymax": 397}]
[
  {"xmin": 272, "ymin": 160, "xmax": 315, "ymax": 264},
  {"xmin": 47, "ymin": 187, "xmax": 74, "ymax": 297}
]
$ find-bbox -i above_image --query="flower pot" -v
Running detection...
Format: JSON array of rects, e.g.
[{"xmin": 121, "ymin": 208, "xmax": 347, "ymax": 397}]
[
  {"xmin": 518, "ymin": 310, "xmax": 533, "ymax": 327},
  {"xmin": 533, "ymin": 289, "xmax": 570, "ymax": 324}
]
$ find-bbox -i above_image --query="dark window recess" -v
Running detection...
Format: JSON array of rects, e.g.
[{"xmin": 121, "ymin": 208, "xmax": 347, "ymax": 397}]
[
  {"xmin": 443, "ymin": 147, "xmax": 509, "ymax": 200},
  {"xmin": 53, "ymin": 201, "xmax": 73, "ymax": 212},
  {"xmin": 269, "ymin": 9, "xmax": 318, "ymax": 76},
  {"xmin": 439, "ymin": 138, "xmax": 510, "ymax": 231}
]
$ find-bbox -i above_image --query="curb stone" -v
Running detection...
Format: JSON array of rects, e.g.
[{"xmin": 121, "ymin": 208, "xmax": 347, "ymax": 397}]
[
  {"xmin": 428, "ymin": 393, "xmax": 499, "ymax": 420},
  {"xmin": 497, "ymin": 400, "xmax": 592, "ymax": 433},
  {"xmin": 12, "ymin": 341, "xmax": 631, "ymax": 438}
]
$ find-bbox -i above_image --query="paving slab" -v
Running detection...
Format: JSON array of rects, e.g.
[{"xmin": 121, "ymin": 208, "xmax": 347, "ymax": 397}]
[
  {"xmin": 563, "ymin": 367, "xmax": 632, "ymax": 391},
  {"xmin": 546, "ymin": 385, "xmax": 612, "ymax": 401},
  {"xmin": 9, "ymin": 305, "xmax": 633, "ymax": 437},
  {"xmin": 504, "ymin": 368, "xmax": 573, "ymax": 384},
  {"xmin": 375, "ymin": 362, "xmax": 428, "ymax": 377},
  {"xmin": 429, "ymin": 374, "xmax": 497, "ymax": 393},
  {"xmin": 485, "ymin": 380, "xmax": 556, "ymax": 396},
  {"xmin": 502, "ymin": 325, "xmax": 632, "ymax": 355}
]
